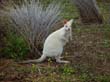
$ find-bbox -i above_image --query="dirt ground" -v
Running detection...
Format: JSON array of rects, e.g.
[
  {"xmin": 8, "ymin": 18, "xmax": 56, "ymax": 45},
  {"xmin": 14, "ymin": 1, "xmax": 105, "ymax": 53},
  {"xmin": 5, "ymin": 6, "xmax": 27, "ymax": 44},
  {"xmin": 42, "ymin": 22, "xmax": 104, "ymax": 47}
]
[{"xmin": 0, "ymin": 25, "xmax": 110, "ymax": 82}]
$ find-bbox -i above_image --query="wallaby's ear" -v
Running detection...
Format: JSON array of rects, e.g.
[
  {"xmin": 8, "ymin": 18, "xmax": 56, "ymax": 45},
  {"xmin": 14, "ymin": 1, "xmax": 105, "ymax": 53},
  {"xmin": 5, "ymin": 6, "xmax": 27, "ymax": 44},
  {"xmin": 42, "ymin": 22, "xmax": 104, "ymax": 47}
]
[
  {"xmin": 68, "ymin": 19, "xmax": 74, "ymax": 24},
  {"xmin": 67, "ymin": 19, "xmax": 73, "ymax": 27},
  {"xmin": 63, "ymin": 19, "xmax": 68, "ymax": 25}
]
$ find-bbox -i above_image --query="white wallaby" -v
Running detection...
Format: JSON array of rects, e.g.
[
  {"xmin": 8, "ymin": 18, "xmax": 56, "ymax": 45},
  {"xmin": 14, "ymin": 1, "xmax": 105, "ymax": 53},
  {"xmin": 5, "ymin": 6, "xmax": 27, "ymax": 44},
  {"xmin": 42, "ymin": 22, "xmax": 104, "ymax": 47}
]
[{"xmin": 21, "ymin": 19, "xmax": 73, "ymax": 64}]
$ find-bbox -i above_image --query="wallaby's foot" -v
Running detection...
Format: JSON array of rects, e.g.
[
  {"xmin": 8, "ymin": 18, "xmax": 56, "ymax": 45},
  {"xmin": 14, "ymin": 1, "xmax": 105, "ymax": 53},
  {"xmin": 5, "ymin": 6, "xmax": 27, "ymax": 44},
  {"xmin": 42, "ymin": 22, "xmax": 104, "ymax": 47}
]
[
  {"xmin": 55, "ymin": 56, "xmax": 70, "ymax": 64},
  {"xmin": 56, "ymin": 57, "xmax": 70, "ymax": 63},
  {"xmin": 57, "ymin": 60, "xmax": 70, "ymax": 63}
]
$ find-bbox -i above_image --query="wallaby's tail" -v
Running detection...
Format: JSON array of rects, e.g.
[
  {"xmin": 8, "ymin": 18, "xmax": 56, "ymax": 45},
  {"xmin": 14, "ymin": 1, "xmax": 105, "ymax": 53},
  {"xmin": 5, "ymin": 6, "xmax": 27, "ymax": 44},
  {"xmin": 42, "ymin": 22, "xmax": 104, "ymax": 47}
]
[
  {"xmin": 36, "ymin": 54, "xmax": 46, "ymax": 62},
  {"xmin": 19, "ymin": 55, "xmax": 46, "ymax": 63}
]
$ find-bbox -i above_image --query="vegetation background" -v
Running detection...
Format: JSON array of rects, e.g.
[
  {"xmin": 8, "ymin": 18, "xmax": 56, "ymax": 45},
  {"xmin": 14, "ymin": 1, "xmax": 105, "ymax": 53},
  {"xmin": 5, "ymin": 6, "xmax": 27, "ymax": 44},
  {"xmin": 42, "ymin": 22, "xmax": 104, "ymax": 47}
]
[{"xmin": 0, "ymin": 0, "xmax": 110, "ymax": 82}]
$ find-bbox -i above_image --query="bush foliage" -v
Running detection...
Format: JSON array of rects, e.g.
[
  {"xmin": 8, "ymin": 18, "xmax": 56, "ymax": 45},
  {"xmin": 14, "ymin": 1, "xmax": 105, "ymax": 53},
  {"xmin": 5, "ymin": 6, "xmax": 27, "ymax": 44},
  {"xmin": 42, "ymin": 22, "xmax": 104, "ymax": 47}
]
[
  {"xmin": 0, "ymin": 0, "xmax": 62, "ymax": 58},
  {"xmin": 3, "ymin": 33, "xmax": 29, "ymax": 60}
]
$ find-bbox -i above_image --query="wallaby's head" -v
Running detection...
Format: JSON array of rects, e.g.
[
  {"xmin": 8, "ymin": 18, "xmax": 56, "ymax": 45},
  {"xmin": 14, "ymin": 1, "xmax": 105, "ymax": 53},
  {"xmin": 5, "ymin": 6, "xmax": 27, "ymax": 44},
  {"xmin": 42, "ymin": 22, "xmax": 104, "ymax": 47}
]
[
  {"xmin": 63, "ymin": 19, "xmax": 73, "ymax": 40},
  {"xmin": 63, "ymin": 19, "xmax": 73, "ymax": 31}
]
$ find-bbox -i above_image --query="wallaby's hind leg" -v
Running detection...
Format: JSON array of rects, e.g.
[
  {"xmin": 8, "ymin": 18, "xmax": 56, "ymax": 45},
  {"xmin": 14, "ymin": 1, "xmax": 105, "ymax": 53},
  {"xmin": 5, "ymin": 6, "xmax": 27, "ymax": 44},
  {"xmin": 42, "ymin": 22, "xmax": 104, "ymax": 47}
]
[
  {"xmin": 19, "ymin": 55, "xmax": 46, "ymax": 63},
  {"xmin": 55, "ymin": 55, "xmax": 70, "ymax": 64}
]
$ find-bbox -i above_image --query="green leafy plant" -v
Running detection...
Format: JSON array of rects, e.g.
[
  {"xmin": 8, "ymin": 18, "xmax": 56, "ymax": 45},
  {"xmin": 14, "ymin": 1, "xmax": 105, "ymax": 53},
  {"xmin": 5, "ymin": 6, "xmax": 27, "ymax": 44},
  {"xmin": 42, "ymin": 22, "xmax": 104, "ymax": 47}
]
[
  {"xmin": 59, "ymin": 65, "xmax": 75, "ymax": 75},
  {"xmin": 31, "ymin": 64, "xmax": 38, "ymax": 74},
  {"xmin": 79, "ymin": 73, "xmax": 90, "ymax": 82},
  {"xmin": 3, "ymin": 33, "xmax": 29, "ymax": 60},
  {"xmin": 95, "ymin": 75, "xmax": 110, "ymax": 82}
]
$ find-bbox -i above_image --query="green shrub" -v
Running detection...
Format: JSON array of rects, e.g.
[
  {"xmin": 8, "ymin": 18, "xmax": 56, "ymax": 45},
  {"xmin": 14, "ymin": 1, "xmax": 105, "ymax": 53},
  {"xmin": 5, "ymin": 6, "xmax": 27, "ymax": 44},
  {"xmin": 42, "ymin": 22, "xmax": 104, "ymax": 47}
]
[
  {"xmin": 3, "ymin": 32, "xmax": 29, "ymax": 60},
  {"xmin": 95, "ymin": 75, "xmax": 110, "ymax": 82},
  {"xmin": 59, "ymin": 65, "xmax": 75, "ymax": 75},
  {"xmin": 79, "ymin": 73, "xmax": 91, "ymax": 82}
]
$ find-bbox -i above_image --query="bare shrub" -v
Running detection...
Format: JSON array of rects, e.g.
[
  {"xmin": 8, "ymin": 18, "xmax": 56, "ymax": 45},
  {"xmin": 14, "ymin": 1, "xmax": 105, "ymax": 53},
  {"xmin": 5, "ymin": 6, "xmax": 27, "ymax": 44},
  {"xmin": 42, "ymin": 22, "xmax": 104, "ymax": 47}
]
[
  {"xmin": 0, "ymin": 0, "xmax": 62, "ymax": 57},
  {"xmin": 71, "ymin": 0, "xmax": 103, "ymax": 24}
]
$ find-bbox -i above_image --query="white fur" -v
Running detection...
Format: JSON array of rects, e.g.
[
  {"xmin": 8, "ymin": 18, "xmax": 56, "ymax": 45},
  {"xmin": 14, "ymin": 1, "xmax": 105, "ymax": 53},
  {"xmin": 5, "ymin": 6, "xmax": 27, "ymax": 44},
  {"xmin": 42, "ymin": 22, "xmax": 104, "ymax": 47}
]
[{"xmin": 21, "ymin": 19, "xmax": 73, "ymax": 64}]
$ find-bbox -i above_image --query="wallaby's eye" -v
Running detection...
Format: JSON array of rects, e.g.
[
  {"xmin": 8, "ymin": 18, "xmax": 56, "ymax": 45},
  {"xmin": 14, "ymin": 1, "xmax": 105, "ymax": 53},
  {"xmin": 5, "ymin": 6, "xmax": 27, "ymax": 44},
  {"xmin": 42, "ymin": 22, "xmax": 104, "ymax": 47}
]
[{"xmin": 65, "ymin": 25, "xmax": 68, "ymax": 28}]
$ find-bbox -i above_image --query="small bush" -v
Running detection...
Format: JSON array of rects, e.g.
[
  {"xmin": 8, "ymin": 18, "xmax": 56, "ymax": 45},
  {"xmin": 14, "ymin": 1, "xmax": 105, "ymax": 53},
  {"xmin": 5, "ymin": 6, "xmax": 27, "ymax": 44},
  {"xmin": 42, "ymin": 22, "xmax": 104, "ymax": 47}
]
[
  {"xmin": 59, "ymin": 64, "xmax": 75, "ymax": 75},
  {"xmin": 0, "ymin": 0, "xmax": 62, "ymax": 58},
  {"xmin": 3, "ymin": 33, "xmax": 29, "ymax": 60},
  {"xmin": 95, "ymin": 75, "xmax": 110, "ymax": 82}
]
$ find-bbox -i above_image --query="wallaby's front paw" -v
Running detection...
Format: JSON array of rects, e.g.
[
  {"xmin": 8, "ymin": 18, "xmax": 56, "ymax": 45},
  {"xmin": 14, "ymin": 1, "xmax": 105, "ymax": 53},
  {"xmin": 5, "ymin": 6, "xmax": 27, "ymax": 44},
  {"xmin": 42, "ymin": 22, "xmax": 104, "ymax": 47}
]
[{"xmin": 64, "ymin": 61, "xmax": 70, "ymax": 64}]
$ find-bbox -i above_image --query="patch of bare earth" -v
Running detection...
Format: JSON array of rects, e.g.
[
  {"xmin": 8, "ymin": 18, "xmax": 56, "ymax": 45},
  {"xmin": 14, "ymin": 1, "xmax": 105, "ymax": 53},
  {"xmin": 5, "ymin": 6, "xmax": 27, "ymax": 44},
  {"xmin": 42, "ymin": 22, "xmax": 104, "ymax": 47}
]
[{"xmin": 65, "ymin": 25, "xmax": 110, "ymax": 75}]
